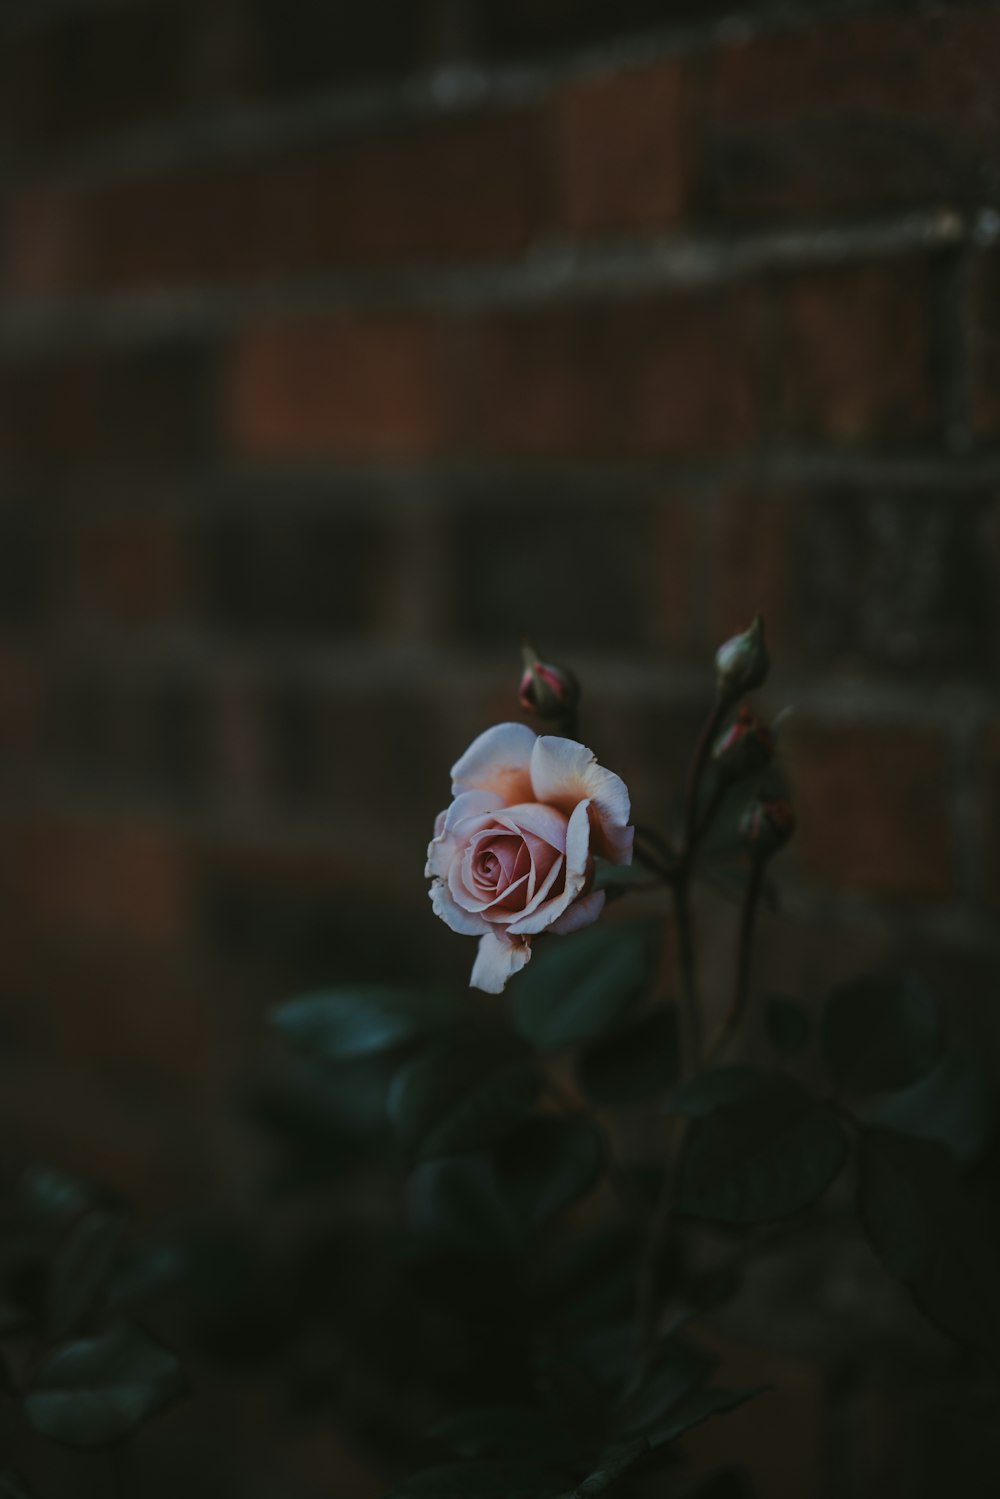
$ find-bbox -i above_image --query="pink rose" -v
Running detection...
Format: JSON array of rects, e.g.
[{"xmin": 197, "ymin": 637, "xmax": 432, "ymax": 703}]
[{"xmin": 425, "ymin": 722, "xmax": 634, "ymax": 993}]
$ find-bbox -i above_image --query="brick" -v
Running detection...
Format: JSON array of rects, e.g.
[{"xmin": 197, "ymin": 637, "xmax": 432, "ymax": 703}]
[
  {"xmin": 799, "ymin": 488, "xmax": 996, "ymax": 677},
  {"xmin": 701, "ymin": 9, "xmax": 1000, "ymax": 220},
  {"xmin": 274, "ymin": 109, "xmax": 551, "ymax": 274},
  {"xmin": 773, "ymin": 261, "xmax": 932, "ymax": 444},
  {"xmin": 554, "ymin": 59, "xmax": 687, "ymax": 235},
  {"xmin": 226, "ymin": 318, "xmax": 450, "ymax": 460},
  {"xmin": 0, "ymin": 345, "xmax": 216, "ymax": 475},
  {"xmin": 9, "ymin": 106, "xmax": 549, "ymax": 298},
  {"xmin": 970, "ymin": 248, "xmax": 1000, "ymax": 439},
  {"xmin": 12, "ymin": 816, "xmax": 190, "ymax": 946},
  {"xmin": 707, "ymin": 489, "xmax": 802, "ymax": 664},
  {"xmin": 463, "ymin": 288, "xmax": 767, "ymax": 456},
  {"xmin": 0, "ymin": 643, "xmax": 43, "ymax": 767},
  {"xmin": 66, "ymin": 513, "xmax": 189, "ymax": 628},
  {"xmin": 785, "ymin": 722, "xmax": 954, "ymax": 900},
  {"xmin": 201, "ymin": 508, "xmax": 387, "ymax": 638}
]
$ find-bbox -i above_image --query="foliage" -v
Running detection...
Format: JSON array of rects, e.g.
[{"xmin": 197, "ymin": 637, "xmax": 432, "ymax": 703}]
[{"xmin": 3, "ymin": 623, "xmax": 997, "ymax": 1497}]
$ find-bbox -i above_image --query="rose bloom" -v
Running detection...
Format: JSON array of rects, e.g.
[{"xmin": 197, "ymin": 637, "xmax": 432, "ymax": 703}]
[{"xmin": 425, "ymin": 723, "xmax": 634, "ymax": 993}]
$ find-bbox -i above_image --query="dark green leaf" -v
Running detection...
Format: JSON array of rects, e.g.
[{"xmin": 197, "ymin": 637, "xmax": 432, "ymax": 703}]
[
  {"xmin": 18, "ymin": 1166, "xmax": 97, "ymax": 1222},
  {"xmin": 677, "ymin": 1082, "xmax": 849, "ymax": 1223},
  {"xmin": 389, "ymin": 1040, "xmax": 538, "ymax": 1161},
  {"xmin": 406, "ymin": 1156, "xmax": 515, "ymax": 1254},
  {"xmin": 48, "ymin": 1211, "xmax": 125, "ymax": 1338},
  {"xmin": 821, "ymin": 975, "xmax": 943, "ymax": 1097},
  {"xmin": 610, "ymin": 1336, "xmax": 715, "ymax": 1438},
  {"xmin": 535, "ymin": 1225, "xmax": 638, "ymax": 1331},
  {"xmin": 647, "ymin": 1387, "xmax": 764, "ymax": 1448},
  {"xmin": 576, "ymin": 1008, "xmax": 679, "ymax": 1107},
  {"xmin": 670, "ymin": 1067, "xmax": 777, "ymax": 1118},
  {"xmin": 571, "ymin": 1439, "xmax": 646, "ymax": 1496},
  {"xmin": 272, "ymin": 985, "xmax": 461, "ymax": 1060},
  {"xmin": 764, "ymin": 996, "xmax": 812, "ymax": 1058},
  {"xmin": 387, "ymin": 1459, "xmax": 568, "ymax": 1498},
  {"xmin": 858, "ymin": 1128, "xmax": 1000, "ymax": 1369},
  {"xmin": 0, "ymin": 1473, "xmax": 35, "ymax": 1499},
  {"xmin": 511, "ymin": 924, "xmax": 655, "ymax": 1052},
  {"xmin": 25, "ymin": 1323, "xmax": 185, "ymax": 1448},
  {"xmin": 431, "ymin": 1406, "xmax": 578, "ymax": 1464},
  {"xmin": 495, "ymin": 1116, "xmax": 606, "ymax": 1229},
  {"xmin": 869, "ymin": 1050, "xmax": 993, "ymax": 1165}
]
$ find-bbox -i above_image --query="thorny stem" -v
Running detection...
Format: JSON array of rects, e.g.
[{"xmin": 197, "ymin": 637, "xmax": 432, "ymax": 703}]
[
  {"xmin": 707, "ymin": 853, "xmax": 765, "ymax": 1067},
  {"xmin": 634, "ymin": 691, "xmax": 732, "ymax": 1361}
]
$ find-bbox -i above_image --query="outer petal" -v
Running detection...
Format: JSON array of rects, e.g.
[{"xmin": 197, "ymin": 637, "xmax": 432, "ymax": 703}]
[
  {"xmin": 548, "ymin": 889, "xmax": 606, "ymax": 935},
  {"xmin": 443, "ymin": 789, "xmax": 505, "ymax": 832},
  {"xmin": 429, "ymin": 877, "xmax": 489, "ymax": 936},
  {"xmin": 530, "ymin": 736, "xmax": 632, "ymax": 862},
  {"xmin": 470, "ymin": 931, "xmax": 531, "ymax": 994},
  {"xmin": 451, "ymin": 723, "xmax": 537, "ymax": 805},
  {"xmin": 507, "ymin": 798, "xmax": 591, "ymax": 936}
]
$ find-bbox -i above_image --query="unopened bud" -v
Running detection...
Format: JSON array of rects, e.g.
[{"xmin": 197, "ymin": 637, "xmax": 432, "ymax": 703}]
[
  {"xmin": 741, "ymin": 797, "xmax": 796, "ymax": 860},
  {"xmin": 712, "ymin": 706, "xmax": 775, "ymax": 784},
  {"xmin": 519, "ymin": 642, "xmax": 580, "ymax": 721},
  {"xmin": 715, "ymin": 615, "xmax": 769, "ymax": 699}
]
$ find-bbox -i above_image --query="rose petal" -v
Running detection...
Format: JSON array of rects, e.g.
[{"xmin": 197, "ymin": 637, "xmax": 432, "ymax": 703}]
[
  {"xmin": 451, "ymin": 723, "xmax": 537, "ymax": 805},
  {"xmin": 547, "ymin": 889, "xmax": 606, "ymax": 935},
  {"xmin": 443, "ymin": 789, "xmax": 506, "ymax": 834},
  {"xmin": 507, "ymin": 798, "xmax": 591, "ymax": 936},
  {"xmin": 530, "ymin": 736, "xmax": 632, "ymax": 861},
  {"xmin": 429, "ymin": 877, "xmax": 489, "ymax": 936},
  {"xmin": 470, "ymin": 931, "xmax": 531, "ymax": 994},
  {"xmin": 496, "ymin": 801, "xmax": 569, "ymax": 850}
]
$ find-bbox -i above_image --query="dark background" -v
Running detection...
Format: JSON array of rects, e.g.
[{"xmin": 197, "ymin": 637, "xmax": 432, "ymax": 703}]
[{"xmin": 1, "ymin": 1, "xmax": 1000, "ymax": 1494}]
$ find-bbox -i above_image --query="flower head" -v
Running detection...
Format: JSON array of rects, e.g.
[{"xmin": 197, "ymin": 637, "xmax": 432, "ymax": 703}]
[{"xmin": 426, "ymin": 723, "xmax": 634, "ymax": 993}]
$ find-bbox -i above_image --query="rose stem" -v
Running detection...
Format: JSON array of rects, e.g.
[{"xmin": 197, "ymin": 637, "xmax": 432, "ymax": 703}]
[
  {"xmin": 633, "ymin": 692, "xmax": 732, "ymax": 1362},
  {"xmin": 706, "ymin": 851, "xmax": 765, "ymax": 1067}
]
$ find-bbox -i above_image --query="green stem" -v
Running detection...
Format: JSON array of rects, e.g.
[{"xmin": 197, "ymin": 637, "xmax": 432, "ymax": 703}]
[{"xmin": 707, "ymin": 854, "xmax": 764, "ymax": 1067}]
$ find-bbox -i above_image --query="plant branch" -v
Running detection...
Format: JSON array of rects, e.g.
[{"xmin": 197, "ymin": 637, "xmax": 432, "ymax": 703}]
[{"xmin": 707, "ymin": 853, "xmax": 765, "ymax": 1067}]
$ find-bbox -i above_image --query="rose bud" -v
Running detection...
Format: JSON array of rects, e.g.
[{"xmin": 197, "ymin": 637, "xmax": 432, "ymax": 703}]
[
  {"xmin": 740, "ymin": 796, "xmax": 796, "ymax": 860},
  {"xmin": 712, "ymin": 706, "xmax": 775, "ymax": 784},
  {"xmin": 519, "ymin": 642, "xmax": 580, "ymax": 722},
  {"xmin": 426, "ymin": 722, "xmax": 633, "ymax": 993},
  {"xmin": 715, "ymin": 615, "xmax": 769, "ymax": 699}
]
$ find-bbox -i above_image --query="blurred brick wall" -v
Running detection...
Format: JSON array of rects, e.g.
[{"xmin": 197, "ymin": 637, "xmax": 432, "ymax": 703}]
[{"xmin": 1, "ymin": 0, "xmax": 999, "ymax": 1200}]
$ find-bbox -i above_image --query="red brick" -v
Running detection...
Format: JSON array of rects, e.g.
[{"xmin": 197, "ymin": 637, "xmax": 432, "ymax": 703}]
[
  {"xmin": 980, "ymin": 720, "xmax": 1000, "ymax": 909},
  {"xmin": 13, "ymin": 817, "xmax": 190, "ymax": 945},
  {"xmin": 970, "ymin": 248, "xmax": 1000, "ymax": 439},
  {"xmin": 785, "ymin": 722, "xmax": 954, "ymax": 900},
  {"xmin": 0, "ymin": 644, "xmax": 43, "ymax": 764},
  {"xmin": 463, "ymin": 287, "xmax": 767, "ymax": 456},
  {"xmin": 701, "ymin": 9, "xmax": 1000, "ymax": 219},
  {"xmin": 7, "ymin": 108, "xmax": 549, "ymax": 299},
  {"xmin": 66, "ymin": 513, "xmax": 189, "ymax": 627},
  {"xmin": 707, "ymin": 488, "xmax": 802, "ymax": 662},
  {"xmin": 270, "ymin": 109, "xmax": 551, "ymax": 273},
  {"xmin": 226, "ymin": 317, "xmax": 450, "ymax": 460},
  {"xmin": 774, "ymin": 261, "xmax": 931, "ymax": 444},
  {"xmin": 554, "ymin": 58, "xmax": 687, "ymax": 235}
]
